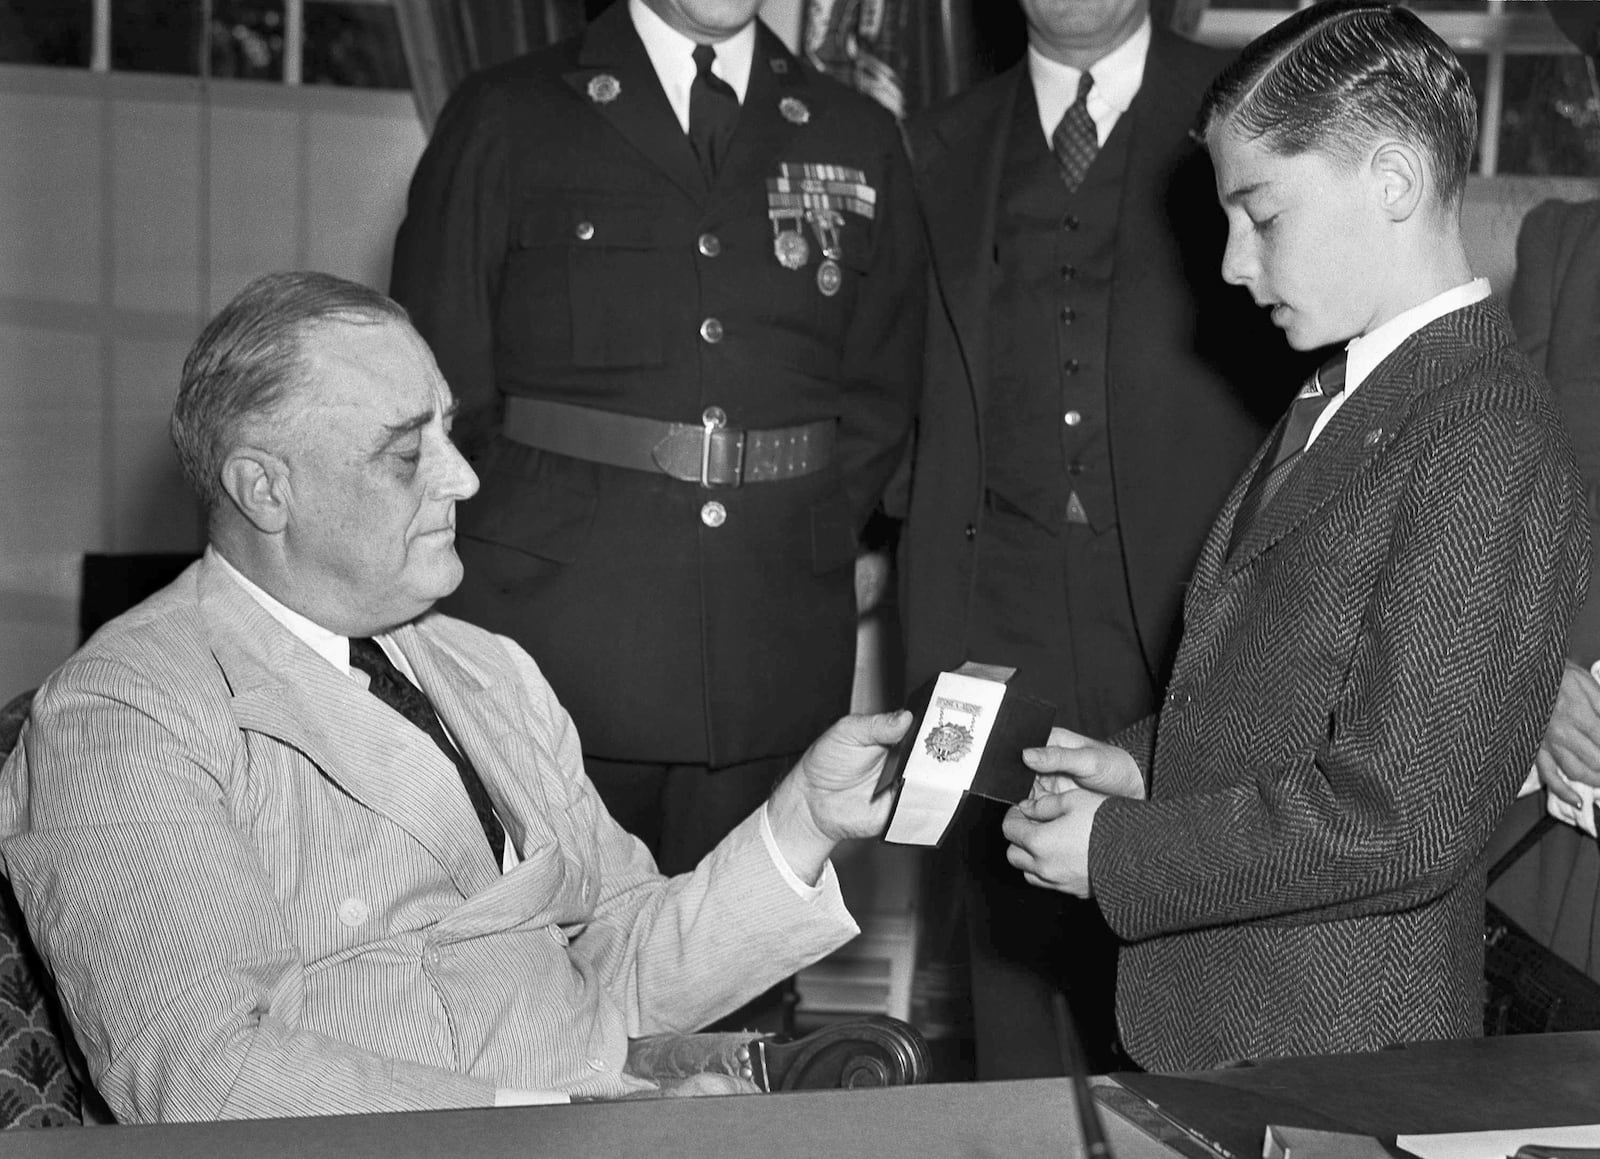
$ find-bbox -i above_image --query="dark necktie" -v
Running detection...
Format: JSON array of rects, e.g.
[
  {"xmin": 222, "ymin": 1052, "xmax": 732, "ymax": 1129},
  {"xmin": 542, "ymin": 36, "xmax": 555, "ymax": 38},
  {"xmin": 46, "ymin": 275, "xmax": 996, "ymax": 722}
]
[
  {"xmin": 689, "ymin": 43, "xmax": 740, "ymax": 182},
  {"xmin": 1052, "ymin": 71, "xmax": 1098, "ymax": 193},
  {"xmin": 1230, "ymin": 352, "xmax": 1349, "ymax": 548},
  {"xmin": 348, "ymin": 636, "xmax": 507, "ymax": 865}
]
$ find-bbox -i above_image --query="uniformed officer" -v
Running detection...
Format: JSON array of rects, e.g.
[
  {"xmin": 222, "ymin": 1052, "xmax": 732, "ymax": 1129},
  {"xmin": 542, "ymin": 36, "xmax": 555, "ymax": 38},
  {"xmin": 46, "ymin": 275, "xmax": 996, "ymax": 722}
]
[{"xmin": 390, "ymin": 0, "xmax": 924, "ymax": 884}]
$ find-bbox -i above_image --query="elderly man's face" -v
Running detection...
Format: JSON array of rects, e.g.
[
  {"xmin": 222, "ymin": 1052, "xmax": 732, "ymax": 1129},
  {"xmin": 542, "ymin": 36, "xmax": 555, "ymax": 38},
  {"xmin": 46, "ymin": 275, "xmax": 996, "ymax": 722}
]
[
  {"xmin": 644, "ymin": 0, "xmax": 764, "ymax": 42},
  {"xmin": 1021, "ymin": 0, "xmax": 1149, "ymax": 64},
  {"xmin": 279, "ymin": 318, "xmax": 479, "ymax": 636}
]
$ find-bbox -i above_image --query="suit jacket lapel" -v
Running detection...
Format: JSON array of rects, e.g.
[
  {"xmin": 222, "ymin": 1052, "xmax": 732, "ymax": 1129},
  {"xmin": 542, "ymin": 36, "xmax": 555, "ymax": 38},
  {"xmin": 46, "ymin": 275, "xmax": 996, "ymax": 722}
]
[
  {"xmin": 916, "ymin": 69, "xmax": 1019, "ymax": 422},
  {"xmin": 565, "ymin": 1, "xmax": 706, "ymax": 201},
  {"xmin": 197, "ymin": 559, "xmax": 499, "ymax": 897}
]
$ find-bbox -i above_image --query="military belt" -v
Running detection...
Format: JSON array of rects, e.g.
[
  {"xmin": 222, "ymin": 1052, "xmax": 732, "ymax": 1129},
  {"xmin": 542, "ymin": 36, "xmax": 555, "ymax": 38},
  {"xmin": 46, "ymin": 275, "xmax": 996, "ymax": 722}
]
[{"xmin": 503, "ymin": 397, "xmax": 836, "ymax": 488}]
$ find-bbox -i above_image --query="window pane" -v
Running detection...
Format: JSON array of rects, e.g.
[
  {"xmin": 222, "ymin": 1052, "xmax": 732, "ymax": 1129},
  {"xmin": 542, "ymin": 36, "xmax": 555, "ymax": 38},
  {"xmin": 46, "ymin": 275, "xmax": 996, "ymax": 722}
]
[
  {"xmin": 0, "ymin": 0, "xmax": 91, "ymax": 67},
  {"xmin": 112, "ymin": 0, "xmax": 202, "ymax": 74},
  {"xmin": 1498, "ymin": 53, "xmax": 1600, "ymax": 176},
  {"xmin": 209, "ymin": 0, "xmax": 284, "ymax": 81},
  {"xmin": 303, "ymin": 1, "xmax": 410, "ymax": 90},
  {"xmin": 1456, "ymin": 52, "xmax": 1489, "ymax": 171}
]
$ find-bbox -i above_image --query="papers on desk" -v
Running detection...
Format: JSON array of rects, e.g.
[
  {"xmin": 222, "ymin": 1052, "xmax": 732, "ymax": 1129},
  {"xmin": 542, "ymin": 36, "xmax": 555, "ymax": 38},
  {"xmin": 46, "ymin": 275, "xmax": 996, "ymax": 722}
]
[{"xmin": 1397, "ymin": 1123, "xmax": 1600, "ymax": 1159}]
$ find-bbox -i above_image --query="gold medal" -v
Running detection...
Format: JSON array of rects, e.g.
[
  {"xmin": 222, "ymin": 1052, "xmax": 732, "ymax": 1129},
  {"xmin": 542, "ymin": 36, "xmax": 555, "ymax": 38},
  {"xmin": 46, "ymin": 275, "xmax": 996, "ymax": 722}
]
[
  {"xmin": 816, "ymin": 258, "xmax": 842, "ymax": 297},
  {"xmin": 775, "ymin": 229, "xmax": 810, "ymax": 270}
]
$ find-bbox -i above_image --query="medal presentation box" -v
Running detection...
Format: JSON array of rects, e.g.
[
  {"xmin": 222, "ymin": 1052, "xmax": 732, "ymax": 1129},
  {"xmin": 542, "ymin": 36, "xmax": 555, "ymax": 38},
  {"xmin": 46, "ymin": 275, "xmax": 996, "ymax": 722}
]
[{"xmin": 874, "ymin": 663, "xmax": 1056, "ymax": 846}]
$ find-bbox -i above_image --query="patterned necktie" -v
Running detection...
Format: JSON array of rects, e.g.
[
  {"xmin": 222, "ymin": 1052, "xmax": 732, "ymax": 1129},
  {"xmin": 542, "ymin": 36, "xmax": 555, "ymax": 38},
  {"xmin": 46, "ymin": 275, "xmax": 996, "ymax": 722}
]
[
  {"xmin": 1052, "ymin": 71, "xmax": 1098, "ymax": 193},
  {"xmin": 689, "ymin": 43, "xmax": 739, "ymax": 182},
  {"xmin": 1230, "ymin": 352, "xmax": 1349, "ymax": 549},
  {"xmin": 348, "ymin": 636, "xmax": 506, "ymax": 865}
]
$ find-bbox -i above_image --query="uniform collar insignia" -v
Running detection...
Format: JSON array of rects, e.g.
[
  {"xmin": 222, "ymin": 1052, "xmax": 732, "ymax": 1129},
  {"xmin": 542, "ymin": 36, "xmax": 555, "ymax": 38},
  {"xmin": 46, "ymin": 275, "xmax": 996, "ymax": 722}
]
[
  {"xmin": 586, "ymin": 74, "xmax": 621, "ymax": 104},
  {"xmin": 779, "ymin": 96, "xmax": 810, "ymax": 125}
]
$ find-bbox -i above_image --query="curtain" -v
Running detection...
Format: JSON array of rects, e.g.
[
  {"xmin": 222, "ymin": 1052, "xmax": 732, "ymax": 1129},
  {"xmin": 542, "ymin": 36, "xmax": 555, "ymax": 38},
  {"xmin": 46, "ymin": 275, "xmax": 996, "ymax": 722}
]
[{"xmin": 393, "ymin": 0, "xmax": 587, "ymax": 132}]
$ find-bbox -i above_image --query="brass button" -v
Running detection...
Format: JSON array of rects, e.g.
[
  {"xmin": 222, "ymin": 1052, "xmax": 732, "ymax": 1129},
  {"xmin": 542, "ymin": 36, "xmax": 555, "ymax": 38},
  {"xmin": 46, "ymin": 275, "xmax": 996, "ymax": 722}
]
[
  {"xmin": 1063, "ymin": 410, "xmax": 1083, "ymax": 427},
  {"xmin": 700, "ymin": 317, "xmax": 724, "ymax": 344},
  {"xmin": 702, "ymin": 405, "xmax": 727, "ymax": 428},
  {"xmin": 701, "ymin": 501, "xmax": 727, "ymax": 528},
  {"xmin": 575, "ymin": 221, "xmax": 595, "ymax": 241},
  {"xmin": 698, "ymin": 233, "xmax": 722, "ymax": 257}
]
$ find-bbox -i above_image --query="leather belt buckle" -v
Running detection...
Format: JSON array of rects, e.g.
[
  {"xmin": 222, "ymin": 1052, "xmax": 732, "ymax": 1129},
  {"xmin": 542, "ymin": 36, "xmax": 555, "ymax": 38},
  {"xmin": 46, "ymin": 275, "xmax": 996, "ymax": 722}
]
[{"xmin": 700, "ymin": 407, "xmax": 746, "ymax": 488}]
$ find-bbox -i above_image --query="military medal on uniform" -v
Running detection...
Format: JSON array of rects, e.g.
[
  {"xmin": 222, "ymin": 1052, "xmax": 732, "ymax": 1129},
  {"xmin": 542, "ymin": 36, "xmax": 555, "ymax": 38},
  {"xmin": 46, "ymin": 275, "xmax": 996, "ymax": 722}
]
[{"xmin": 765, "ymin": 163, "xmax": 877, "ymax": 295}]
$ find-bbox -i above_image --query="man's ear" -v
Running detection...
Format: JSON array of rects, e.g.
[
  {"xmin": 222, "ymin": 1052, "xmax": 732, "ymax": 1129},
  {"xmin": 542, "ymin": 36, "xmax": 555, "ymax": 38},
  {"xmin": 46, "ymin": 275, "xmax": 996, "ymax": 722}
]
[
  {"xmin": 220, "ymin": 447, "xmax": 291, "ymax": 534},
  {"xmin": 1370, "ymin": 139, "xmax": 1425, "ymax": 222}
]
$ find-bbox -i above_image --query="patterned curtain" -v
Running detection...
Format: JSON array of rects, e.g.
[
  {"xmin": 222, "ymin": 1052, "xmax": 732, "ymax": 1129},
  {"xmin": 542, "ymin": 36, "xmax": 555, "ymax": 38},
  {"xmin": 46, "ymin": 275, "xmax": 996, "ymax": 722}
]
[{"xmin": 393, "ymin": 0, "xmax": 588, "ymax": 131}]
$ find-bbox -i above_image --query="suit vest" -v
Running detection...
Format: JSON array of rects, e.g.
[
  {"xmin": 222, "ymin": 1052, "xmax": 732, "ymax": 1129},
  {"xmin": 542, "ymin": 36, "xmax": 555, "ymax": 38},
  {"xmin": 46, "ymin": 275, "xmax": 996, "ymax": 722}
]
[{"xmin": 984, "ymin": 81, "xmax": 1130, "ymax": 532}]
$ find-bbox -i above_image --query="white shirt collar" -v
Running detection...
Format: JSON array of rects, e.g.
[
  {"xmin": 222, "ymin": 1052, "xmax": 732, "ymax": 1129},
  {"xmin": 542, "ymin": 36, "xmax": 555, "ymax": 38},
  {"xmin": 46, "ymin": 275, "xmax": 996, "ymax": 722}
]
[
  {"xmin": 1304, "ymin": 277, "xmax": 1491, "ymax": 449},
  {"xmin": 1028, "ymin": 15, "xmax": 1150, "ymax": 148},
  {"xmin": 1343, "ymin": 278, "xmax": 1492, "ymax": 395},
  {"xmin": 629, "ymin": 0, "xmax": 757, "ymax": 133}
]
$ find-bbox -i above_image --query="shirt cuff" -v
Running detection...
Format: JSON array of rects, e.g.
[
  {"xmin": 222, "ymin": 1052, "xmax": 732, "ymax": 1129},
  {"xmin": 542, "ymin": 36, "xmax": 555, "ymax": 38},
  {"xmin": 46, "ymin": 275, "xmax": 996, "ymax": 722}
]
[
  {"xmin": 759, "ymin": 800, "xmax": 832, "ymax": 900},
  {"xmin": 494, "ymin": 1088, "xmax": 571, "ymax": 1107}
]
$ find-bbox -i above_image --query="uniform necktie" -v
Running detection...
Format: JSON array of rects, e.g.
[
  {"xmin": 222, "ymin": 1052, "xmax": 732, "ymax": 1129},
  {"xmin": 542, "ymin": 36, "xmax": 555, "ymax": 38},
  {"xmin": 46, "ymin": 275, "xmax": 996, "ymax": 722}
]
[
  {"xmin": 1053, "ymin": 71, "xmax": 1098, "ymax": 193},
  {"xmin": 689, "ymin": 43, "xmax": 739, "ymax": 182},
  {"xmin": 348, "ymin": 636, "xmax": 506, "ymax": 865},
  {"xmin": 1230, "ymin": 352, "xmax": 1349, "ymax": 549}
]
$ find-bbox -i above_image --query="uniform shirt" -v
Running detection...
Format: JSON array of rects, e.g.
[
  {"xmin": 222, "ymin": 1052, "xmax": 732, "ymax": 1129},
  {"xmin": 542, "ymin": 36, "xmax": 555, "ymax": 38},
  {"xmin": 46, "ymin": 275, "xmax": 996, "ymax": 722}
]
[
  {"xmin": 629, "ymin": 0, "xmax": 756, "ymax": 129},
  {"xmin": 1029, "ymin": 15, "xmax": 1151, "ymax": 149},
  {"xmin": 1307, "ymin": 277, "xmax": 1492, "ymax": 449}
]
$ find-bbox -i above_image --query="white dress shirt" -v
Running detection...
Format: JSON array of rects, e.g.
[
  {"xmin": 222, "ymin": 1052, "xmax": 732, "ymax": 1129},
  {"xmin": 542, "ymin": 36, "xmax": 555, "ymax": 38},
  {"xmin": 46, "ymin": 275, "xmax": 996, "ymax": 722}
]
[
  {"xmin": 629, "ymin": 0, "xmax": 756, "ymax": 133},
  {"xmin": 1029, "ymin": 15, "xmax": 1151, "ymax": 149},
  {"xmin": 1306, "ymin": 277, "xmax": 1492, "ymax": 449}
]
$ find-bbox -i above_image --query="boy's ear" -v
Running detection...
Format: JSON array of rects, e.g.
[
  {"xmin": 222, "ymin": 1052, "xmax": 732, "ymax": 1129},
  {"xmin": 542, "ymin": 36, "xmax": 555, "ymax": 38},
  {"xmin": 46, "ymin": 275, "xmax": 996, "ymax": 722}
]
[
  {"xmin": 1369, "ymin": 140, "xmax": 1426, "ymax": 223},
  {"xmin": 220, "ymin": 446, "xmax": 292, "ymax": 535}
]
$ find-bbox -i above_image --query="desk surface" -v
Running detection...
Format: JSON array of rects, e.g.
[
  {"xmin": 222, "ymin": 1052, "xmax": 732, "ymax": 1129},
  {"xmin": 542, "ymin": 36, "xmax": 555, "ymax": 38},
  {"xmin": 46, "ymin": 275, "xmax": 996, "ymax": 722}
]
[{"xmin": 2, "ymin": 1032, "xmax": 1596, "ymax": 1159}]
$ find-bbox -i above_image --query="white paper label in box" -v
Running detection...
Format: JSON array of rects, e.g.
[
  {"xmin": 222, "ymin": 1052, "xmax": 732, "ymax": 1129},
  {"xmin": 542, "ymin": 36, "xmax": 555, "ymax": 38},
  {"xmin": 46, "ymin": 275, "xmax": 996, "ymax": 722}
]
[{"xmin": 885, "ymin": 672, "xmax": 1010, "ymax": 845}]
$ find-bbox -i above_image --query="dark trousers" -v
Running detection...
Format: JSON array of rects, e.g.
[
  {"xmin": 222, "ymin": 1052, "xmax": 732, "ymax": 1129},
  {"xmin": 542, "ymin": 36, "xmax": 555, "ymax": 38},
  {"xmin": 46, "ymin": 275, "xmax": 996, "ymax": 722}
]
[
  {"xmin": 584, "ymin": 751, "xmax": 800, "ymax": 1035},
  {"xmin": 959, "ymin": 502, "xmax": 1155, "ymax": 1077}
]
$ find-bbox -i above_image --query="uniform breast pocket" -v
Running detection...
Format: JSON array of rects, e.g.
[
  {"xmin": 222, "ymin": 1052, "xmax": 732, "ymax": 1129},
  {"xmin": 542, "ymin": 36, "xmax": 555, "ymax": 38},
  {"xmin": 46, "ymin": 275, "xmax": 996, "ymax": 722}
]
[{"xmin": 501, "ymin": 195, "xmax": 671, "ymax": 370}]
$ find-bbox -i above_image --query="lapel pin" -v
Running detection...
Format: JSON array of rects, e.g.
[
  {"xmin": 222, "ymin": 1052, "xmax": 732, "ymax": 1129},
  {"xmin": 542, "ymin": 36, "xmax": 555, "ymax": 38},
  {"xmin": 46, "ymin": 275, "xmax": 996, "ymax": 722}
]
[
  {"xmin": 1364, "ymin": 427, "xmax": 1383, "ymax": 447},
  {"xmin": 586, "ymin": 74, "xmax": 621, "ymax": 105},
  {"xmin": 779, "ymin": 96, "xmax": 810, "ymax": 125}
]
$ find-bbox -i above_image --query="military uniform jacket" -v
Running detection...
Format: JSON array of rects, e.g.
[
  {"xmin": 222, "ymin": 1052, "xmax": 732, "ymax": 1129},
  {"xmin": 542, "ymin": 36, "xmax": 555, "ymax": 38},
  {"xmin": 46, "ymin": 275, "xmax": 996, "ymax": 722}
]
[
  {"xmin": 900, "ymin": 29, "xmax": 1304, "ymax": 695},
  {"xmin": 0, "ymin": 555, "xmax": 856, "ymax": 1122},
  {"xmin": 1089, "ymin": 300, "xmax": 1589, "ymax": 1071},
  {"xmin": 390, "ymin": 5, "xmax": 924, "ymax": 767}
]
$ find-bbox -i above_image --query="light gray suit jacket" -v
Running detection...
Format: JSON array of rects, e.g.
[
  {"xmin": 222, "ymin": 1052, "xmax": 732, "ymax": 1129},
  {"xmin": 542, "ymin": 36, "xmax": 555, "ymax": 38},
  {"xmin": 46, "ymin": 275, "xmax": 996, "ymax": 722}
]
[{"xmin": 0, "ymin": 554, "xmax": 855, "ymax": 1122}]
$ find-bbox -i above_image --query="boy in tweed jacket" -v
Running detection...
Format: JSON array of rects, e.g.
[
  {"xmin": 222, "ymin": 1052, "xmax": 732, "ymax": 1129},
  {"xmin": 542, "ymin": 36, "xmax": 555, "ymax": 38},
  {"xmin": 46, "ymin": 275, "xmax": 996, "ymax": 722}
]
[{"xmin": 1002, "ymin": 0, "xmax": 1590, "ymax": 1070}]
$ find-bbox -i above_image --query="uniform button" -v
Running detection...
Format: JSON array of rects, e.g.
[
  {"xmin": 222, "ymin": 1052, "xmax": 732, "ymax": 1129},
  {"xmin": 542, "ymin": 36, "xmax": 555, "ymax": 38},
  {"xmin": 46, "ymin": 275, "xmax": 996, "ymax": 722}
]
[
  {"xmin": 548, "ymin": 924, "xmax": 570, "ymax": 946},
  {"xmin": 1060, "ymin": 264, "xmax": 1077, "ymax": 281},
  {"xmin": 1063, "ymin": 410, "xmax": 1083, "ymax": 427},
  {"xmin": 697, "ymin": 232, "xmax": 722, "ymax": 257},
  {"xmin": 586, "ymin": 1058, "xmax": 607, "ymax": 1072},
  {"xmin": 701, "ymin": 405, "xmax": 727, "ymax": 428},
  {"xmin": 963, "ymin": 524, "xmax": 977, "ymax": 540},
  {"xmin": 1064, "ymin": 358, "xmax": 1080, "ymax": 375},
  {"xmin": 337, "ymin": 898, "xmax": 368, "ymax": 928},
  {"xmin": 701, "ymin": 501, "xmax": 727, "ymax": 528},
  {"xmin": 1062, "ymin": 214, "xmax": 1080, "ymax": 231},
  {"xmin": 575, "ymin": 221, "xmax": 595, "ymax": 241},
  {"xmin": 699, "ymin": 317, "xmax": 724, "ymax": 344},
  {"xmin": 1068, "ymin": 462, "xmax": 1084, "ymax": 476},
  {"xmin": 1059, "ymin": 307, "xmax": 1076, "ymax": 324}
]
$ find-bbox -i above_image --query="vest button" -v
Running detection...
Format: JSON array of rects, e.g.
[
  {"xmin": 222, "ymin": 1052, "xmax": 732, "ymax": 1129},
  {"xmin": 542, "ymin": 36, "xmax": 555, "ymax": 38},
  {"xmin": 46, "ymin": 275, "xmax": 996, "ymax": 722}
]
[
  {"xmin": 1064, "ymin": 358, "xmax": 1081, "ymax": 375},
  {"xmin": 963, "ymin": 524, "xmax": 977, "ymax": 540},
  {"xmin": 699, "ymin": 317, "xmax": 724, "ymax": 344},
  {"xmin": 1063, "ymin": 410, "xmax": 1083, "ymax": 427},
  {"xmin": 1059, "ymin": 307, "xmax": 1076, "ymax": 325},
  {"xmin": 698, "ymin": 232, "xmax": 722, "ymax": 257},
  {"xmin": 1062, "ymin": 215, "xmax": 1080, "ymax": 231},
  {"xmin": 1060, "ymin": 264, "xmax": 1077, "ymax": 281},
  {"xmin": 575, "ymin": 221, "xmax": 595, "ymax": 241},
  {"xmin": 701, "ymin": 501, "xmax": 728, "ymax": 528},
  {"xmin": 1068, "ymin": 462, "xmax": 1084, "ymax": 476}
]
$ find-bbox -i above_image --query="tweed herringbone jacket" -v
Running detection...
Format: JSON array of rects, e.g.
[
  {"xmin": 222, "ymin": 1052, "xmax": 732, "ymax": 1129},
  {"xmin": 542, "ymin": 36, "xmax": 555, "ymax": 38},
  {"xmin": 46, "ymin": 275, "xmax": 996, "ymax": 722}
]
[
  {"xmin": 0, "ymin": 554, "xmax": 856, "ymax": 1122},
  {"xmin": 1089, "ymin": 298, "xmax": 1589, "ymax": 1071}
]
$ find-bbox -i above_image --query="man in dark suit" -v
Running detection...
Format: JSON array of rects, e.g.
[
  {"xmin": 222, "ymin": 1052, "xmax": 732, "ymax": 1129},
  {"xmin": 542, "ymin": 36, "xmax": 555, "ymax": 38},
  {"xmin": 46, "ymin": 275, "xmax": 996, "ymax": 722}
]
[
  {"xmin": 1005, "ymin": 0, "xmax": 1589, "ymax": 1071},
  {"xmin": 900, "ymin": 0, "xmax": 1302, "ymax": 1076},
  {"xmin": 389, "ymin": 0, "xmax": 924, "ymax": 881}
]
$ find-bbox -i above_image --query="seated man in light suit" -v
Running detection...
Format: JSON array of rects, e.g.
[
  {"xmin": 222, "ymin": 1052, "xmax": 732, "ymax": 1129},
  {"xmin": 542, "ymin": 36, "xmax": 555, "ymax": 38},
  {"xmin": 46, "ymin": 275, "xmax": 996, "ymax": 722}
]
[{"xmin": 0, "ymin": 271, "xmax": 911, "ymax": 1124}]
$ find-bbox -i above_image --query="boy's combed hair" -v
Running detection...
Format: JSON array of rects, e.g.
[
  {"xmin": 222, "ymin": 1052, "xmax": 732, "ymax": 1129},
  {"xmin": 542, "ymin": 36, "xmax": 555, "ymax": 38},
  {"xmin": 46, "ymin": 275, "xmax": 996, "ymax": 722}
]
[{"xmin": 1196, "ymin": 0, "xmax": 1477, "ymax": 206}]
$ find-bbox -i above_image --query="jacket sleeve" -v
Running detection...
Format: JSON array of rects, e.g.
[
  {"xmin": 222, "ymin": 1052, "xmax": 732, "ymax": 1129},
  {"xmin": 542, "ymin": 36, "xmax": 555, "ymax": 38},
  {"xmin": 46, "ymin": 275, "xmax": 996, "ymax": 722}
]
[
  {"xmin": 390, "ymin": 75, "xmax": 511, "ymax": 462},
  {"xmin": 834, "ymin": 118, "xmax": 927, "ymax": 534},
  {"xmin": 491, "ymin": 636, "xmax": 858, "ymax": 1036},
  {"xmin": 1089, "ymin": 406, "xmax": 1589, "ymax": 942},
  {"xmin": 0, "ymin": 660, "xmax": 495, "ymax": 1123}
]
